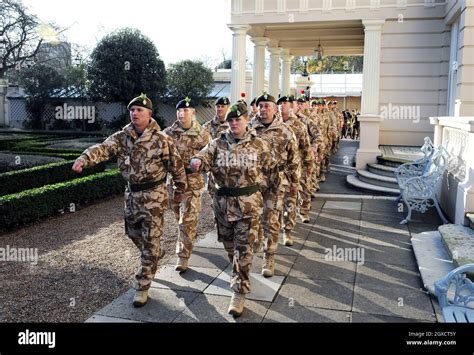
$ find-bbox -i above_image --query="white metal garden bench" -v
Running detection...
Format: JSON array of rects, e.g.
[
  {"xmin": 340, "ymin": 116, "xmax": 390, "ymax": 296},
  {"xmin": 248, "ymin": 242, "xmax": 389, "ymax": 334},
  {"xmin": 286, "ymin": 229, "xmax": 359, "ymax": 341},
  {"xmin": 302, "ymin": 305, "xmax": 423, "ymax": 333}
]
[
  {"xmin": 434, "ymin": 264, "xmax": 474, "ymax": 323},
  {"xmin": 395, "ymin": 138, "xmax": 449, "ymax": 225}
]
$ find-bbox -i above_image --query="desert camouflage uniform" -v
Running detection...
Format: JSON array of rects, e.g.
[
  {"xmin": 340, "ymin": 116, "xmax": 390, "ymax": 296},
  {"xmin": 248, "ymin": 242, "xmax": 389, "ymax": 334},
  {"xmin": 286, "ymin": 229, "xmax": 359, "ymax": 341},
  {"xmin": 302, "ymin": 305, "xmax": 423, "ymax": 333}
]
[
  {"xmin": 282, "ymin": 113, "xmax": 313, "ymax": 232},
  {"xmin": 297, "ymin": 111, "xmax": 323, "ymax": 197},
  {"xmin": 202, "ymin": 116, "xmax": 230, "ymax": 197},
  {"xmin": 193, "ymin": 128, "xmax": 273, "ymax": 294},
  {"xmin": 249, "ymin": 112, "xmax": 300, "ymax": 256},
  {"xmin": 164, "ymin": 120, "xmax": 211, "ymax": 260},
  {"xmin": 78, "ymin": 118, "xmax": 187, "ymax": 291}
]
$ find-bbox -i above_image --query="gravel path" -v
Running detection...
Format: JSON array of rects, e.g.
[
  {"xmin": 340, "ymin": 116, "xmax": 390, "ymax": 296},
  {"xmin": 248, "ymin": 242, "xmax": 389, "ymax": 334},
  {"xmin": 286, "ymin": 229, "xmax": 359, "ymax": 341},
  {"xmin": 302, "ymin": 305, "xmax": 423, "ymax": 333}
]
[{"xmin": 0, "ymin": 192, "xmax": 215, "ymax": 322}]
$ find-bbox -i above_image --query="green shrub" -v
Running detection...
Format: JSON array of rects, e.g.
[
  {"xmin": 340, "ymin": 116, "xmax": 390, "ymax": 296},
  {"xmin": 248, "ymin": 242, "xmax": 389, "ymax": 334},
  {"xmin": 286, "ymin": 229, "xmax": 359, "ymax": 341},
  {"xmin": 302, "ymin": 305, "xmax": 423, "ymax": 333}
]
[
  {"xmin": 0, "ymin": 160, "xmax": 106, "ymax": 196},
  {"xmin": 0, "ymin": 169, "xmax": 125, "ymax": 231}
]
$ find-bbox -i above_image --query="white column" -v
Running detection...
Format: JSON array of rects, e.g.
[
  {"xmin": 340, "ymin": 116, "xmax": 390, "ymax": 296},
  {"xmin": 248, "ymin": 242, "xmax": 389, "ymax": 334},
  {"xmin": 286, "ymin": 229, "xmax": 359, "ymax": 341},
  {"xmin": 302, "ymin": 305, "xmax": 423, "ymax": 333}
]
[
  {"xmin": 251, "ymin": 37, "xmax": 269, "ymax": 100},
  {"xmin": 280, "ymin": 50, "xmax": 292, "ymax": 97},
  {"xmin": 0, "ymin": 79, "xmax": 8, "ymax": 127},
  {"xmin": 228, "ymin": 25, "xmax": 249, "ymax": 102},
  {"xmin": 356, "ymin": 19, "xmax": 385, "ymax": 169},
  {"xmin": 268, "ymin": 47, "xmax": 281, "ymax": 97}
]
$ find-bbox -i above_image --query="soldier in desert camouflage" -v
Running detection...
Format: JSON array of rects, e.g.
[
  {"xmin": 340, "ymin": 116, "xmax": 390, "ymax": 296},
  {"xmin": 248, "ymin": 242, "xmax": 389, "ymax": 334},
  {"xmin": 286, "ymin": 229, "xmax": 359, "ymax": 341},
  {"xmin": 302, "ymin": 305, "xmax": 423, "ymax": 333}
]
[
  {"xmin": 202, "ymin": 96, "xmax": 230, "ymax": 139},
  {"xmin": 249, "ymin": 93, "xmax": 300, "ymax": 278},
  {"xmin": 278, "ymin": 95, "xmax": 313, "ymax": 245},
  {"xmin": 163, "ymin": 97, "xmax": 211, "ymax": 273},
  {"xmin": 189, "ymin": 101, "xmax": 273, "ymax": 317},
  {"xmin": 202, "ymin": 97, "xmax": 231, "ymax": 200},
  {"xmin": 72, "ymin": 93, "xmax": 187, "ymax": 307}
]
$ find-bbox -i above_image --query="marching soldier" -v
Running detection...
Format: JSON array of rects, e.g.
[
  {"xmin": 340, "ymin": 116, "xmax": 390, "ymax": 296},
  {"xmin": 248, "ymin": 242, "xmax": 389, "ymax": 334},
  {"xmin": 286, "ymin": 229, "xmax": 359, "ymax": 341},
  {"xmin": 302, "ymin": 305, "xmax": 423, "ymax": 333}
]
[
  {"xmin": 189, "ymin": 101, "xmax": 273, "ymax": 317},
  {"xmin": 202, "ymin": 96, "xmax": 230, "ymax": 139},
  {"xmin": 278, "ymin": 95, "xmax": 313, "ymax": 244},
  {"xmin": 249, "ymin": 93, "xmax": 299, "ymax": 277},
  {"xmin": 164, "ymin": 97, "xmax": 211, "ymax": 273},
  {"xmin": 249, "ymin": 97, "xmax": 258, "ymax": 120},
  {"xmin": 72, "ymin": 93, "xmax": 187, "ymax": 307},
  {"xmin": 202, "ymin": 97, "xmax": 231, "ymax": 199}
]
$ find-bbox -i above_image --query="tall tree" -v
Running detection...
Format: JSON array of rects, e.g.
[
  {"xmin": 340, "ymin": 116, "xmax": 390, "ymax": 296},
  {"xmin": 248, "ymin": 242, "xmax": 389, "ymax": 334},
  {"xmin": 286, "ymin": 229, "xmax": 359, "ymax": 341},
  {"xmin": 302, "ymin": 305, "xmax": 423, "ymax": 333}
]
[
  {"xmin": 87, "ymin": 28, "xmax": 166, "ymax": 105},
  {"xmin": 166, "ymin": 60, "xmax": 214, "ymax": 102},
  {"xmin": 0, "ymin": 0, "xmax": 43, "ymax": 79}
]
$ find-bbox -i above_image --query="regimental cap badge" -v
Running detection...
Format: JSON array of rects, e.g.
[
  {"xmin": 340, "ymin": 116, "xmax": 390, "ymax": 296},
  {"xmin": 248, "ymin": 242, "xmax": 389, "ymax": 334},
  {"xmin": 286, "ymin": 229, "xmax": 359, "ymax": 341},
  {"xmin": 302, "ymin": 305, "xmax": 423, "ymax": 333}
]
[
  {"xmin": 185, "ymin": 96, "xmax": 191, "ymax": 107},
  {"xmin": 139, "ymin": 93, "xmax": 148, "ymax": 105}
]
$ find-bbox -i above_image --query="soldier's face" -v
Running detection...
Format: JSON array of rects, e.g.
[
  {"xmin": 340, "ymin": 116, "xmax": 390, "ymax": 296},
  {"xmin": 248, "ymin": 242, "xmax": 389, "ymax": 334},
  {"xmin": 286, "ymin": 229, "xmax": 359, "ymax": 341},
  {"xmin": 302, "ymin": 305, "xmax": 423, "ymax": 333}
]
[
  {"xmin": 228, "ymin": 115, "xmax": 247, "ymax": 137},
  {"xmin": 258, "ymin": 102, "xmax": 276, "ymax": 122},
  {"xmin": 177, "ymin": 108, "xmax": 194, "ymax": 128},
  {"xmin": 216, "ymin": 104, "xmax": 228, "ymax": 121},
  {"xmin": 297, "ymin": 102, "xmax": 305, "ymax": 111},
  {"xmin": 279, "ymin": 101, "xmax": 291, "ymax": 115},
  {"xmin": 129, "ymin": 106, "xmax": 152, "ymax": 126}
]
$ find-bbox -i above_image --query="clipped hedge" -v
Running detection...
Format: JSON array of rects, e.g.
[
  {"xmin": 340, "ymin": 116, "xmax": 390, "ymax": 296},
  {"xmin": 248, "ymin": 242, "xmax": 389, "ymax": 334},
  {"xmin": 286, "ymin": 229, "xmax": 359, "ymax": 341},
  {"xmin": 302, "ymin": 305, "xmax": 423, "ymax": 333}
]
[
  {"xmin": 0, "ymin": 169, "xmax": 125, "ymax": 231},
  {"xmin": 0, "ymin": 160, "xmax": 106, "ymax": 196}
]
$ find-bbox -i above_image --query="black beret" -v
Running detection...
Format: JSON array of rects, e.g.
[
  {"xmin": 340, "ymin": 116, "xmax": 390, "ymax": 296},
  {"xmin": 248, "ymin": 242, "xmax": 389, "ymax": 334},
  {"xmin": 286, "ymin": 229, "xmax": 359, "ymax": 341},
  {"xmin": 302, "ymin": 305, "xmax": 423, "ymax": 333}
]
[
  {"xmin": 296, "ymin": 96, "xmax": 306, "ymax": 103},
  {"xmin": 277, "ymin": 96, "xmax": 294, "ymax": 105},
  {"xmin": 176, "ymin": 97, "xmax": 195, "ymax": 109},
  {"xmin": 250, "ymin": 97, "xmax": 257, "ymax": 106},
  {"xmin": 215, "ymin": 96, "xmax": 230, "ymax": 106},
  {"xmin": 127, "ymin": 93, "xmax": 153, "ymax": 111},
  {"xmin": 255, "ymin": 93, "xmax": 276, "ymax": 105},
  {"xmin": 226, "ymin": 101, "xmax": 248, "ymax": 120}
]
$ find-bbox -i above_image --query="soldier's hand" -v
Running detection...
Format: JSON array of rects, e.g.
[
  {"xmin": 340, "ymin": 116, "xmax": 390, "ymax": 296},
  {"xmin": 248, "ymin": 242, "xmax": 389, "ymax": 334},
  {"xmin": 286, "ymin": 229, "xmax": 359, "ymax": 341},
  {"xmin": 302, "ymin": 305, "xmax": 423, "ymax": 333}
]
[
  {"xmin": 189, "ymin": 158, "xmax": 202, "ymax": 172},
  {"xmin": 72, "ymin": 158, "xmax": 85, "ymax": 173}
]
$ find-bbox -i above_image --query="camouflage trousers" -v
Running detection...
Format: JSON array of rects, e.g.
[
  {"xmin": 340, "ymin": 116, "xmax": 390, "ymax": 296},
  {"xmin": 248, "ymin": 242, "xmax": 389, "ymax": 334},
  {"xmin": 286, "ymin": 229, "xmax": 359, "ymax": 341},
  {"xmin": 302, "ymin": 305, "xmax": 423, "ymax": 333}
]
[
  {"xmin": 281, "ymin": 184, "xmax": 298, "ymax": 232},
  {"xmin": 311, "ymin": 160, "xmax": 321, "ymax": 194},
  {"xmin": 170, "ymin": 189, "xmax": 203, "ymax": 259},
  {"xmin": 257, "ymin": 186, "xmax": 283, "ymax": 256},
  {"xmin": 124, "ymin": 187, "xmax": 167, "ymax": 291},
  {"xmin": 299, "ymin": 164, "xmax": 313, "ymax": 216},
  {"xmin": 215, "ymin": 211, "xmax": 259, "ymax": 294}
]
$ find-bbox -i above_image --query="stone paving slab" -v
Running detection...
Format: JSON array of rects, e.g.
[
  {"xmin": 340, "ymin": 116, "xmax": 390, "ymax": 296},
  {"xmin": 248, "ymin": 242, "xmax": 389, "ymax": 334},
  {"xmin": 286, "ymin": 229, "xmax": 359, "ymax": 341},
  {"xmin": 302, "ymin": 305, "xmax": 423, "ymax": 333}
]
[
  {"xmin": 289, "ymin": 257, "xmax": 357, "ymax": 283},
  {"xmin": 407, "ymin": 223, "xmax": 442, "ymax": 235},
  {"xmin": 323, "ymin": 201, "xmax": 361, "ymax": 210},
  {"xmin": 264, "ymin": 303, "xmax": 350, "ymax": 322},
  {"xmin": 361, "ymin": 220, "xmax": 409, "ymax": 233},
  {"xmin": 355, "ymin": 261, "xmax": 423, "ymax": 289},
  {"xmin": 319, "ymin": 208, "xmax": 361, "ymax": 220},
  {"xmin": 360, "ymin": 210, "xmax": 405, "ymax": 224},
  {"xmin": 204, "ymin": 266, "xmax": 285, "ymax": 302},
  {"xmin": 85, "ymin": 314, "xmax": 142, "ymax": 323},
  {"xmin": 151, "ymin": 265, "xmax": 222, "ymax": 293},
  {"xmin": 95, "ymin": 288, "xmax": 200, "ymax": 323},
  {"xmin": 274, "ymin": 277, "xmax": 354, "ymax": 312},
  {"xmin": 358, "ymin": 240, "xmax": 418, "ymax": 267},
  {"xmin": 352, "ymin": 283, "xmax": 436, "ymax": 321},
  {"xmin": 174, "ymin": 246, "xmax": 230, "ymax": 270},
  {"xmin": 350, "ymin": 312, "xmax": 430, "ymax": 323},
  {"xmin": 316, "ymin": 213, "xmax": 361, "ymax": 231},
  {"xmin": 173, "ymin": 294, "xmax": 270, "ymax": 323}
]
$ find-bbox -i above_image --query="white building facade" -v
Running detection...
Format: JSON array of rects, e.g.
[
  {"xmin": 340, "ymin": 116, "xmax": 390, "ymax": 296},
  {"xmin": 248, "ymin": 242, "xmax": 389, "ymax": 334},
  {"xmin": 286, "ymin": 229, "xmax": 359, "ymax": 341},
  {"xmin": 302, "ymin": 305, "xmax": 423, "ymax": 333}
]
[{"xmin": 228, "ymin": 0, "xmax": 473, "ymax": 170}]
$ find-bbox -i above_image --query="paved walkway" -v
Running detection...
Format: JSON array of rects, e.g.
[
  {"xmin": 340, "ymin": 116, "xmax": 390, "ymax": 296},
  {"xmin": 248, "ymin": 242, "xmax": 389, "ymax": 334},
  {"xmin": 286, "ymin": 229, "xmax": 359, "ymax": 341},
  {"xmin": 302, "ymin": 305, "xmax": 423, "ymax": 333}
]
[{"xmin": 87, "ymin": 140, "xmax": 444, "ymax": 323}]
